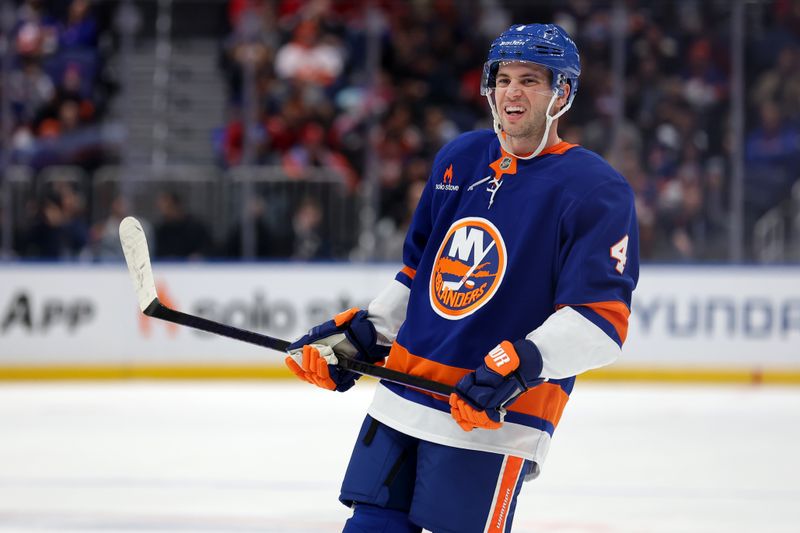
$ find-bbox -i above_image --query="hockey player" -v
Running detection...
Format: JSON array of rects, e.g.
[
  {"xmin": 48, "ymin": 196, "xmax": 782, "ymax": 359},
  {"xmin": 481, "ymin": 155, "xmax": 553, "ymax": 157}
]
[{"xmin": 286, "ymin": 23, "xmax": 639, "ymax": 532}]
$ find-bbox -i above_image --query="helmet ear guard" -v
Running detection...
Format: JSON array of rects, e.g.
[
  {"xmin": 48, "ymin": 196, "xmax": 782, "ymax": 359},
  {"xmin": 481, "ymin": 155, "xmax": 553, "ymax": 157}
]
[{"xmin": 554, "ymin": 72, "xmax": 568, "ymax": 97}]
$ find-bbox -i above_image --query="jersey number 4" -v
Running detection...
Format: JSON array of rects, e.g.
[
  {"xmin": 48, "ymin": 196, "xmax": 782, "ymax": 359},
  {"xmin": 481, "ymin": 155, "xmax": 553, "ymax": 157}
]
[{"xmin": 610, "ymin": 235, "xmax": 629, "ymax": 274}]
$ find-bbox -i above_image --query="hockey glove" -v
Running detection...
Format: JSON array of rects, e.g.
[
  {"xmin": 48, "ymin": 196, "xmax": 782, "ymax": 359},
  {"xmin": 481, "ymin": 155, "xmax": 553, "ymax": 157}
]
[
  {"xmin": 285, "ymin": 308, "xmax": 389, "ymax": 392},
  {"xmin": 450, "ymin": 340, "xmax": 544, "ymax": 431}
]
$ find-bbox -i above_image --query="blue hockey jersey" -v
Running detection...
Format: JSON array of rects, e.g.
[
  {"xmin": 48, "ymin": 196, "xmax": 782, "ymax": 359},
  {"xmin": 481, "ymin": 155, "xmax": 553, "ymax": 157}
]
[{"xmin": 365, "ymin": 129, "xmax": 639, "ymax": 465}]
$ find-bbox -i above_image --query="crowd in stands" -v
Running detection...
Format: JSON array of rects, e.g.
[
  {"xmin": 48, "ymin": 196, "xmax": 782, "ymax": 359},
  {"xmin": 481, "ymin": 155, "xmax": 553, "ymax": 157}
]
[
  {"xmin": 3, "ymin": 0, "xmax": 117, "ymax": 259},
  {"xmin": 5, "ymin": 0, "xmax": 800, "ymax": 262},
  {"xmin": 213, "ymin": 0, "xmax": 800, "ymax": 262},
  {"xmin": 6, "ymin": 0, "xmax": 112, "ymax": 172}
]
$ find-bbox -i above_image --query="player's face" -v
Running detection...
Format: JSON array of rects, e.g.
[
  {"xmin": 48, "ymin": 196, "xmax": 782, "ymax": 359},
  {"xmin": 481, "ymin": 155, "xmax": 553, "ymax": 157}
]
[{"xmin": 494, "ymin": 62, "xmax": 554, "ymax": 146}]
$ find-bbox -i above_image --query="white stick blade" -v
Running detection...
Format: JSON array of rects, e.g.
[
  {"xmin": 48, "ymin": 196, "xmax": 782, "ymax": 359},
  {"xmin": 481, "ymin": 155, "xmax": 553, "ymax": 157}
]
[{"xmin": 119, "ymin": 216, "xmax": 158, "ymax": 312}]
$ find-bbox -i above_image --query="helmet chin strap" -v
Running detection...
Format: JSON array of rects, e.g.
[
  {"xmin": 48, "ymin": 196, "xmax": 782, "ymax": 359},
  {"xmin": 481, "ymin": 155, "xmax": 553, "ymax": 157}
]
[{"xmin": 486, "ymin": 89, "xmax": 573, "ymax": 160}]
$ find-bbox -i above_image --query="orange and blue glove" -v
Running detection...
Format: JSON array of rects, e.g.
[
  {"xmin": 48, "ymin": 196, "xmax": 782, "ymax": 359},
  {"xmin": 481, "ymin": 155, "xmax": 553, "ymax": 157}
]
[
  {"xmin": 285, "ymin": 308, "xmax": 389, "ymax": 392},
  {"xmin": 450, "ymin": 340, "xmax": 544, "ymax": 431}
]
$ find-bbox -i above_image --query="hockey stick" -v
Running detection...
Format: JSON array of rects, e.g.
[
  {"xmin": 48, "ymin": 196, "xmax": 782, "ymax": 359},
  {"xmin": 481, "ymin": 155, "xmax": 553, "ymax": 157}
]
[{"xmin": 119, "ymin": 216, "xmax": 453, "ymax": 396}]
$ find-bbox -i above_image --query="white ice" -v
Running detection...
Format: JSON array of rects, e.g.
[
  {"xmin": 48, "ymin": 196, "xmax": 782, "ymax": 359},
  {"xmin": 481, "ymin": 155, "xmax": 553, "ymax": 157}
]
[{"xmin": 0, "ymin": 381, "xmax": 798, "ymax": 532}]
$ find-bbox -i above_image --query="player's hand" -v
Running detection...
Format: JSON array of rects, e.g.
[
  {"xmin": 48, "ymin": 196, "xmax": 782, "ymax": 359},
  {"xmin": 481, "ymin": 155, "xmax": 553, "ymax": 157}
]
[
  {"xmin": 450, "ymin": 340, "xmax": 544, "ymax": 431},
  {"xmin": 285, "ymin": 308, "xmax": 389, "ymax": 392}
]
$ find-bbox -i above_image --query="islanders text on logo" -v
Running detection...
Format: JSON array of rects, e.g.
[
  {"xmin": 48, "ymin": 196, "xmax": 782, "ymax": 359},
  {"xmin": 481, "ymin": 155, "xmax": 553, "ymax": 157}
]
[
  {"xmin": 429, "ymin": 217, "xmax": 507, "ymax": 319},
  {"xmin": 435, "ymin": 163, "xmax": 460, "ymax": 191}
]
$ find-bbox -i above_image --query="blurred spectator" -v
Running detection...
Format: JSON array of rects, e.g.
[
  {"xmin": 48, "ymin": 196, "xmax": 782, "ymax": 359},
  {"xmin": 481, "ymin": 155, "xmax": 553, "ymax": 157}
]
[
  {"xmin": 220, "ymin": 107, "xmax": 268, "ymax": 167},
  {"xmin": 227, "ymin": 0, "xmax": 263, "ymax": 29},
  {"xmin": 19, "ymin": 193, "xmax": 66, "ymax": 259},
  {"xmin": 656, "ymin": 150, "xmax": 706, "ymax": 260},
  {"xmin": 220, "ymin": 112, "xmax": 246, "ymax": 167},
  {"xmin": 681, "ymin": 38, "xmax": 727, "ymax": 113},
  {"xmin": 421, "ymin": 106, "xmax": 459, "ymax": 156},
  {"xmin": 19, "ymin": 183, "xmax": 88, "ymax": 260},
  {"xmin": 744, "ymin": 100, "xmax": 800, "ymax": 216},
  {"xmin": 274, "ymin": 20, "xmax": 345, "ymax": 89},
  {"xmin": 751, "ymin": 44, "xmax": 800, "ymax": 123},
  {"xmin": 54, "ymin": 99, "xmax": 80, "ymax": 137},
  {"xmin": 369, "ymin": 177, "xmax": 427, "ymax": 261},
  {"xmin": 746, "ymin": 100, "xmax": 800, "ymax": 168},
  {"xmin": 221, "ymin": 195, "xmax": 293, "ymax": 258},
  {"xmin": 264, "ymin": 92, "xmax": 310, "ymax": 156},
  {"xmin": 291, "ymin": 196, "xmax": 330, "ymax": 260},
  {"xmin": 8, "ymin": 57, "xmax": 55, "ymax": 124},
  {"xmin": 58, "ymin": 0, "xmax": 98, "ymax": 51},
  {"xmin": 221, "ymin": 2, "xmax": 277, "ymax": 105},
  {"xmin": 617, "ymin": 148, "xmax": 657, "ymax": 258},
  {"xmin": 153, "ymin": 192, "xmax": 212, "ymax": 260},
  {"xmin": 627, "ymin": 54, "xmax": 665, "ymax": 134},
  {"xmin": 53, "ymin": 181, "xmax": 89, "ymax": 253},
  {"xmin": 56, "ymin": 61, "xmax": 97, "ymax": 104},
  {"xmin": 88, "ymin": 195, "xmax": 149, "ymax": 261},
  {"xmin": 15, "ymin": 0, "xmax": 59, "ymax": 59},
  {"xmin": 282, "ymin": 123, "xmax": 358, "ymax": 188},
  {"xmin": 582, "ymin": 71, "xmax": 642, "ymax": 160},
  {"xmin": 773, "ymin": 0, "xmax": 800, "ymax": 37}
]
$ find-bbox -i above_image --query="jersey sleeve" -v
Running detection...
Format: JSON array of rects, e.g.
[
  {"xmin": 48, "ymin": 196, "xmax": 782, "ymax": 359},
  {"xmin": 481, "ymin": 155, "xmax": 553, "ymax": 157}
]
[
  {"xmin": 367, "ymin": 279, "xmax": 411, "ymax": 345},
  {"xmin": 526, "ymin": 179, "xmax": 639, "ymax": 379}
]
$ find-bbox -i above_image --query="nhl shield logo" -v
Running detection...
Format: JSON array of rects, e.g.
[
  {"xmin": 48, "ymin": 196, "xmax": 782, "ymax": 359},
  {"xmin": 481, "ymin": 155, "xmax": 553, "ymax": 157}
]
[
  {"xmin": 429, "ymin": 217, "xmax": 507, "ymax": 320},
  {"xmin": 499, "ymin": 157, "xmax": 513, "ymax": 171}
]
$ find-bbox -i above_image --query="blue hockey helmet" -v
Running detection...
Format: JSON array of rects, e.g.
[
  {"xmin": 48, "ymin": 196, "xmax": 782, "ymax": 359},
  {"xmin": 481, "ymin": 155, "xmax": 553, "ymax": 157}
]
[{"xmin": 481, "ymin": 24, "xmax": 581, "ymax": 107}]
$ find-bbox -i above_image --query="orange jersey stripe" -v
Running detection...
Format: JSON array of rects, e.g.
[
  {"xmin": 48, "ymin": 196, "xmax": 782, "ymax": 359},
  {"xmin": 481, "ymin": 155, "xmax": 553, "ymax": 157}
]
[
  {"xmin": 399, "ymin": 266, "xmax": 416, "ymax": 280},
  {"xmin": 385, "ymin": 343, "xmax": 570, "ymax": 425},
  {"xmin": 385, "ymin": 342, "xmax": 470, "ymax": 393},
  {"xmin": 486, "ymin": 455, "xmax": 524, "ymax": 532},
  {"xmin": 583, "ymin": 300, "xmax": 630, "ymax": 344},
  {"xmin": 511, "ymin": 382, "xmax": 570, "ymax": 427},
  {"xmin": 557, "ymin": 301, "xmax": 630, "ymax": 344}
]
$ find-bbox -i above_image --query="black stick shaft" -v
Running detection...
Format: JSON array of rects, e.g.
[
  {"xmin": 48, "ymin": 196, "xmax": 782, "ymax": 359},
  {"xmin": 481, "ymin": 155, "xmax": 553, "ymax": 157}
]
[
  {"xmin": 144, "ymin": 299, "xmax": 454, "ymax": 396},
  {"xmin": 147, "ymin": 300, "xmax": 290, "ymax": 351}
]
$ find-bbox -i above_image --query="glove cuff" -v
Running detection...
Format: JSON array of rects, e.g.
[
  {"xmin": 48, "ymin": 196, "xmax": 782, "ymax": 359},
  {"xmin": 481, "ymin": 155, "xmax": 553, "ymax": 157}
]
[
  {"xmin": 342, "ymin": 310, "xmax": 390, "ymax": 364},
  {"xmin": 511, "ymin": 339, "xmax": 544, "ymax": 387}
]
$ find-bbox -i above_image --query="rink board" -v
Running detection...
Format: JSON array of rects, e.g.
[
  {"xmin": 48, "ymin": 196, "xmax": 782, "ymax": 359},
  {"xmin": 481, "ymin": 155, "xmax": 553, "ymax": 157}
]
[{"xmin": 1, "ymin": 264, "xmax": 798, "ymax": 382}]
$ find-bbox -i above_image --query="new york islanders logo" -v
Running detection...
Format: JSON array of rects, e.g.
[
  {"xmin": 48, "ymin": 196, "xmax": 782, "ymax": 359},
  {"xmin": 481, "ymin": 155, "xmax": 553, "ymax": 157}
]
[{"xmin": 430, "ymin": 217, "xmax": 507, "ymax": 320}]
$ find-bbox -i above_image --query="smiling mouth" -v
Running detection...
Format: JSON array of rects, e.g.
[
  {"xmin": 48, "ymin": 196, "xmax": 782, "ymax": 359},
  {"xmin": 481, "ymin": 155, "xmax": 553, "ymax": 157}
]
[{"xmin": 504, "ymin": 105, "xmax": 526, "ymax": 118}]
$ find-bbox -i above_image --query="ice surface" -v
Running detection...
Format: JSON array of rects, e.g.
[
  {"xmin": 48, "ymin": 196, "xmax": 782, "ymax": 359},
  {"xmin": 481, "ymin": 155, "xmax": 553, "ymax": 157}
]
[{"xmin": 0, "ymin": 381, "xmax": 798, "ymax": 532}]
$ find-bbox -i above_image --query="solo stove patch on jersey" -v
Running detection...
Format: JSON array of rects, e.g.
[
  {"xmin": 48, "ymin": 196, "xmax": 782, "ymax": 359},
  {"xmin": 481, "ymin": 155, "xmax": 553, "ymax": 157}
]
[{"xmin": 429, "ymin": 217, "xmax": 507, "ymax": 320}]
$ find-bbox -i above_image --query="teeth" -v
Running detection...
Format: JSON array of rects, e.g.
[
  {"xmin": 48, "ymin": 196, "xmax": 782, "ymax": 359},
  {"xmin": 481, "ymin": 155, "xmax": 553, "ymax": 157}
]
[{"xmin": 505, "ymin": 106, "xmax": 525, "ymax": 113}]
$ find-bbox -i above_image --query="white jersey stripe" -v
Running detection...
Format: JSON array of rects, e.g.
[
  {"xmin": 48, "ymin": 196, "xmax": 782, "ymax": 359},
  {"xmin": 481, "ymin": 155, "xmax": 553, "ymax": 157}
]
[{"xmin": 367, "ymin": 383, "xmax": 552, "ymax": 463}]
